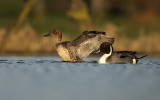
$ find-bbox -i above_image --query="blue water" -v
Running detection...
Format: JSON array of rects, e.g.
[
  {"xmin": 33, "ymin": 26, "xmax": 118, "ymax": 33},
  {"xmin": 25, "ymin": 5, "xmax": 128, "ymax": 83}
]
[{"xmin": 0, "ymin": 56, "xmax": 160, "ymax": 100}]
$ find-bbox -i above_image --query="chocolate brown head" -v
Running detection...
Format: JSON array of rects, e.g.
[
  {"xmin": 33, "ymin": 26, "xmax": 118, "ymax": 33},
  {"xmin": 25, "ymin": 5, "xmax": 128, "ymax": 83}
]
[{"xmin": 100, "ymin": 42, "xmax": 113, "ymax": 54}]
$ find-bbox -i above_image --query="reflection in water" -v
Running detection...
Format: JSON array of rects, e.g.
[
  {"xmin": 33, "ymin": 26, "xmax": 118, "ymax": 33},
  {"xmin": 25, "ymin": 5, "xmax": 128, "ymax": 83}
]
[{"xmin": 0, "ymin": 57, "xmax": 160, "ymax": 100}]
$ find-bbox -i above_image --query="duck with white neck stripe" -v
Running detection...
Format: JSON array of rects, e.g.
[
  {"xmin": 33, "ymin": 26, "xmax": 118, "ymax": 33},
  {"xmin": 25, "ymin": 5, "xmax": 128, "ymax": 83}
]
[{"xmin": 98, "ymin": 42, "xmax": 147, "ymax": 64}]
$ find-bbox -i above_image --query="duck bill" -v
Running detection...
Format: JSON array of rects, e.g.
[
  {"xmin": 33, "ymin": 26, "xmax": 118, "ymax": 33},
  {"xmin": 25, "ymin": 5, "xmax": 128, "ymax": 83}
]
[{"xmin": 43, "ymin": 33, "xmax": 51, "ymax": 37}]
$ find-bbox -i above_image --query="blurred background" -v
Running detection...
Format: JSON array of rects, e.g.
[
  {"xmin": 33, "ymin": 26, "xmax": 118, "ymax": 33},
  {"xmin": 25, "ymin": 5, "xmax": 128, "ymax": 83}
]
[{"xmin": 0, "ymin": 0, "xmax": 160, "ymax": 55}]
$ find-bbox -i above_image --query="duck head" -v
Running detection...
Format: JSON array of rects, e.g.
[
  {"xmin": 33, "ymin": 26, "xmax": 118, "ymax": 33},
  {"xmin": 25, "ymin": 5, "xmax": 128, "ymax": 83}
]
[
  {"xmin": 98, "ymin": 42, "xmax": 113, "ymax": 64},
  {"xmin": 100, "ymin": 42, "xmax": 113, "ymax": 54},
  {"xmin": 44, "ymin": 29, "xmax": 62, "ymax": 37},
  {"xmin": 44, "ymin": 29, "xmax": 62, "ymax": 43}
]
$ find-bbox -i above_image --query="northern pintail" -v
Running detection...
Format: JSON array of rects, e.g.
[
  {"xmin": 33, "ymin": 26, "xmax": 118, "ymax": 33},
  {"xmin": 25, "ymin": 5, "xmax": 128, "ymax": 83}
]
[
  {"xmin": 98, "ymin": 43, "xmax": 147, "ymax": 64},
  {"xmin": 44, "ymin": 29, "xmax": 114, "ymax": 62}
]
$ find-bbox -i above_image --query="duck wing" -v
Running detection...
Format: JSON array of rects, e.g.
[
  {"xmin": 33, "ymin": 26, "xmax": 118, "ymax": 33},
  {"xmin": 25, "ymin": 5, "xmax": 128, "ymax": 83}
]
[
  {"xmin": 114, "ymin": 51, "xmax": 137, "ymax": 58},
  {"xmin": 69, "ymin": 31, "xmax": 115, "ymax": 59},
  {"xmin": 114, "ymin": 51, "xmax": 147, "ymax": 59}
]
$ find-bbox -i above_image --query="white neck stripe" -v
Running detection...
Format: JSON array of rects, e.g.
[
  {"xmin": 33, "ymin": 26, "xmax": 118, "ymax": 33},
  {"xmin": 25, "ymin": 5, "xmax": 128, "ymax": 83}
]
[{"xmin": 99, "ymin": 45, "xmax": 112, "ymax": 64}]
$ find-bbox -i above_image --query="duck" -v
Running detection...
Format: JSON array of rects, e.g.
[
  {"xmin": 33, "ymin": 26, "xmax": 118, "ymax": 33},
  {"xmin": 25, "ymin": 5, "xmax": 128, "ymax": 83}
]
[
  {"xmin": 44, "ymin": 29, "xmax": 115, "ymax": 62},
  {"xmin": 98, "ymin": 42, "xmax": 147, "ymax": 64}
]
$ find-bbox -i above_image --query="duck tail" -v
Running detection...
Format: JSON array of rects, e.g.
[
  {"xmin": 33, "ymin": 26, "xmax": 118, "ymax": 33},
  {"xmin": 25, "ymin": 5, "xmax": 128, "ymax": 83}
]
[{"xmin": 137, "ymin": 55, "xmax": 147, "ymax": 59}]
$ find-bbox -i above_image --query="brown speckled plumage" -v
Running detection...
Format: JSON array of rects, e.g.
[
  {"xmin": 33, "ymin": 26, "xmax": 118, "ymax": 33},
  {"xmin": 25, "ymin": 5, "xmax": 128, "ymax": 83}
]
[{"xmin": 44, "ymin": 29, "xmax": 115, "ymax": 62}]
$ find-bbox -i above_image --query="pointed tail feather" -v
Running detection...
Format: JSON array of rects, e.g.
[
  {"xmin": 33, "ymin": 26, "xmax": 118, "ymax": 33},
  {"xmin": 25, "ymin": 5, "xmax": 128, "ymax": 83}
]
[{"xmin": 137, "ymin": 55, "xmax": 147, "ymax": 59}]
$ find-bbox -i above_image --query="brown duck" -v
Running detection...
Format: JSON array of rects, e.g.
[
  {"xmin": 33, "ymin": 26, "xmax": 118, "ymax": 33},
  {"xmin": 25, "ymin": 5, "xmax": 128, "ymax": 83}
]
[{"xmin": 44, "ymin": 29, "xmax": 114, "ymax": 62}]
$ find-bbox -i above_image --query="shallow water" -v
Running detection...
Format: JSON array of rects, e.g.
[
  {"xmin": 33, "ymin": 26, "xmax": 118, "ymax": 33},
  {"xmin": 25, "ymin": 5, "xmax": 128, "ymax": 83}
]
[{"xmin": 0, "ymin": 56, "xmax": 160, "ymax": 100}]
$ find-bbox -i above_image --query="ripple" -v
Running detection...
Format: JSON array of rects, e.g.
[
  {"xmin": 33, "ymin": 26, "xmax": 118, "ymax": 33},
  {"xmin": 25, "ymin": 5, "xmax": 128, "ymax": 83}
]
[{"xmin": 0, "ymin": 57, "xmax": 160, "ymax": 100}]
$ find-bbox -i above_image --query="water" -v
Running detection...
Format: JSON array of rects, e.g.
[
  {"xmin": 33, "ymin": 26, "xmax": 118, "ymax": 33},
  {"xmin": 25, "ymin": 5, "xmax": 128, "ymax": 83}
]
[{"xmin": 0, "ymin": 56, "xmax": 160, "ymax": 100}]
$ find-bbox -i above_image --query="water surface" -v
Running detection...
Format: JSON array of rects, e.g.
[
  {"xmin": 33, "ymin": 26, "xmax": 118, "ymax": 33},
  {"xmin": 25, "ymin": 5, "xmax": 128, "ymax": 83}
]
[{"xmin": 0, "ymin": 56, "xmax": 160, "ymax": 100}]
